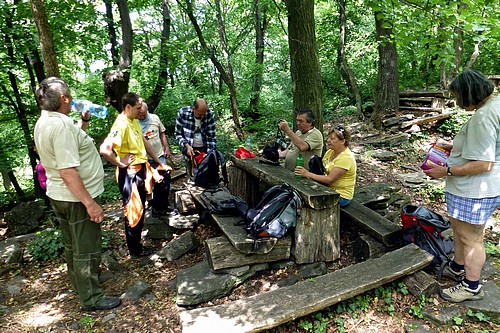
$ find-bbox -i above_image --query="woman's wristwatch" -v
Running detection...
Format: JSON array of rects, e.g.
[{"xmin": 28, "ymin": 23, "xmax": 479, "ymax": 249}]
[{"xmin": 446, "ymin": 167, "xmax": 453, "ymax": 176}]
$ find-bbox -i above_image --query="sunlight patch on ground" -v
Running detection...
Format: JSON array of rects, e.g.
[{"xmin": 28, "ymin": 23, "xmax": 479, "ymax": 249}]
[{"xmin": 18, "ymin": 302, "xmax": 64, "ymax": 327}]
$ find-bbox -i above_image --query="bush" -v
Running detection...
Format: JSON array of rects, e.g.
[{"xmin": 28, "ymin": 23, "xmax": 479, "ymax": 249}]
[
  {"xmin": 437, "ymin": 111, "xmax": 471, "ymax": 136},
  {"xmin": 28, "ymin": 227, "xmax": 65, "ymax": 261}
]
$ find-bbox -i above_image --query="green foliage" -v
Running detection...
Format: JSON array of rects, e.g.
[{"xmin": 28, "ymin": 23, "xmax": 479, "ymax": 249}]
[
  {"xmin": 453, "ymin": 316, "xmax": 464, "ymax": 325},
  {"xmin": 484, "ymin": 241, "xmax": 500, "ymax": 256},
  {"xmin": 27, "ymin": 227, "xmax": 65, "ymax": 262},
  {"xmin": 416, "ymin": 182, "xmax": 446, "ymax": 203},
  {"xmin": 408, "ymin": 294, "xmax": 434, "ymax": 319},
  {"xmin": 437, "ymin": 111, "xmax": 472, "ymax": 136},
  {"xmin": 467, "ymin": 309, "xmax": 490, "ymax": 322},
  {"xmin": 100, "ymin": 174, "xmax": 121, "ymax": 204},
  {"xmin": 78, "ymin": 315, "xmax": 95, "ymax": 332}
]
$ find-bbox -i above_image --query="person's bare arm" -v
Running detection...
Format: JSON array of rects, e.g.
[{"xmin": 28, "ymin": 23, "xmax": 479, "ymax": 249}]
[
  {"xmin": 143, "ymin": 137, "xmax": 171, "ymax": 172},
  {"xmin": 278, "ymin": 121, "xmax": 309, "ymax": 152},
  {"xmin": 59, "ymin": 168, "xmax": 103, "ymax": 223},
  {"xmin": 295, "ymin": 166, "xmax": 347, "ymax": 185},
  {"xmin": 160, "ymin": 131, "xmax": 171, "ymax": 157},
  {"xmin": 99, "ymin": 138, "xmax": 134, "ymax": 168},
  {"xmin": 424, "ymin": 160, "xmax": 493, "ymax": 179}
]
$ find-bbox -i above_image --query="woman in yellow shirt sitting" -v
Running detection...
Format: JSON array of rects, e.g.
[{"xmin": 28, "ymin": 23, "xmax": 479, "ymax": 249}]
[{"xmin": 295, "ymin": 125, "xmax": 357, "ymax": 207}]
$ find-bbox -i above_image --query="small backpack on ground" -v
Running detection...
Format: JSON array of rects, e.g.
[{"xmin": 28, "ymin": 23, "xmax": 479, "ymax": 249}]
[
  {"xmin": 236, "ymin": 183, "xmax": 304, "ymax": 239},
  {"xmin": 194, "ymin": 149, "xmax": 228, "ymax": 188},
  {"xmin": 199, "ymin": 187, "xmax": 245, "ymax": 216},
  {"xmin": 401, "ymin": 205, "xmax": 454, "ymax": 278}
]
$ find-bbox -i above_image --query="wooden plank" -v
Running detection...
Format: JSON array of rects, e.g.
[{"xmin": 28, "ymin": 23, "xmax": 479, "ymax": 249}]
[
  {"xmin": 340, "ymin": 200, "xmax": 402, "ymax": 247},
  {"xmin": 180, "ymin": 243, "xmax": 434, "ymax": 333},
  {"xmin": 205, "ymin": 236, "xmax": 291, "ymax": 271},
  {"xmin": 187, "ymin": 184, "xmax": 279, "ymax": 254},
  {"xmin": 399, "ymin": 90, "xmax": 450, "ymax": 98},
  {"xmin": 230, "ymin": 156, "xmax": 339, "ymax": 210},
  {"xmin": 400, "ymin": 111, "xmax": 457, "ymax": 128},
  {"xmin": 398, "ymin": 106, "xmax": 443, "ymax": 113}
]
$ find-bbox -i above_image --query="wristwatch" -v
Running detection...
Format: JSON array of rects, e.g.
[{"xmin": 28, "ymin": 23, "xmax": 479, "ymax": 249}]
[{"xmin": 446, "ymin": 167, "xmax": 453, "ymax": 176}]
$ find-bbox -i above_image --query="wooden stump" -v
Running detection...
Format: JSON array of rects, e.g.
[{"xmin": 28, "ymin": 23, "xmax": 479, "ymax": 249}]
[
  {"xmin": 353, "ymin": 234, "xmax": 392, "ymax": 260},
  {"xmin": 205, "ymin": 236, "xmax": 291, "ymax": 271},
  {"xmin": 402, "ymin": 270, "xmax": 439, "ymax": 298}
]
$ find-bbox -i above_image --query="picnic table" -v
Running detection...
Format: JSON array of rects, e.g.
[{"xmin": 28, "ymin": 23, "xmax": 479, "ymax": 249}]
[{"xmin": 227, "ymin": 155, "xmax": 340, "ymax": 264}]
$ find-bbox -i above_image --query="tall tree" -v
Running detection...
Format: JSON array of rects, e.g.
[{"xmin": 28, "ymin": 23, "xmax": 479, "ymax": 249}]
[
  {"xmin": 145, "ymin": 0, "xmax": 173, "ymax": 112},
  {"xmin": 284, "ymin": 0, "xmax": 323, "ymax": 131},
  {"xmin": 176, "ymin": 0, "xmax": 244, "ymax": 140},
  {"xmin": 29, "ymin": 0, "xmax": 59, "ymax": 77},
  {"xmin": 247, "ymin": 0, "xmax": 268, "ymax": 121},
  {"xmin": 103, "ymin": 0, "xmax": 133, "ymax": 111},
  {"xmin": 338, "ymin": 0, "xmax": 363, "ymax": 120},
  {"xmin": 371, "ymin": 9, "xmax": 398, "ymax": 129}
]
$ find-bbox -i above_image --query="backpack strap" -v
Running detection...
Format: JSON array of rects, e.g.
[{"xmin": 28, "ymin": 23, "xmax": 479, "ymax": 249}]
[{"xmin": 216, "ymin": 150, "xmax": 229, "ymax": 186}]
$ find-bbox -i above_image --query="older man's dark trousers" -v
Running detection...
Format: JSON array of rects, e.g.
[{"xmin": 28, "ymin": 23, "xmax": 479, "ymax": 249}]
[{"xmin": 50, "ymin": 198, "xmax": 104, "ymax": 308}]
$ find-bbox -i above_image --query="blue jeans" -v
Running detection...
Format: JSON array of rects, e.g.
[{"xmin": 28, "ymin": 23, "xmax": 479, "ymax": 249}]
[{"xmin": 339, "ymin": 197, "xmax": 352, "ymax": 207}]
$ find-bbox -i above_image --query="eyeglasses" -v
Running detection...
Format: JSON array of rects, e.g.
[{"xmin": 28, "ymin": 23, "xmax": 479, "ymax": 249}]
[{"xmin": 194, "ymin": 126, "xmax": 201, "ymax": 134}]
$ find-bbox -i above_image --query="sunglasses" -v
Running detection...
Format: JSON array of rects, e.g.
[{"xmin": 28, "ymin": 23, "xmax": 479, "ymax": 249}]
[{"xmin": 335, "ymin": 125, "xmax": 345, "ymax": 138}]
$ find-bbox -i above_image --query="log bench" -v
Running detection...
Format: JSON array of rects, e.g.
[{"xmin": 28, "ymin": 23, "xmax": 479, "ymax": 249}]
[
  {"xmin": 228, "ymin": 156, "xmax": 340, "ymax": 264},
  {"xmin": 187, "ymin": 184, "xmax": 288, "ymax": 255},
  {"xmin": 340, "ymin": 200, "xmax": 402, "ymax": 247},
  {"xmin": 180, "ymin": 243, "xmax": 434, "ymax": 333}
]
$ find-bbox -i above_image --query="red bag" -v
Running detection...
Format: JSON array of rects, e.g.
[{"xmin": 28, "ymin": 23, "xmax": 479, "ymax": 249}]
[
  {"xmin": 192, "ymin": 151, "xmax": 206, "ymax": 167},
  {"xmin": 235, "ymin": 147, "xmax": 256, "ymax": 159}
]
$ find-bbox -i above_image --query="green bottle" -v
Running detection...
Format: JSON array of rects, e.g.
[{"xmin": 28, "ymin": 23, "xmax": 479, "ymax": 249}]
[{"xmin": 295, "ymin": 153, "xmax": 304, "ymax": 178}]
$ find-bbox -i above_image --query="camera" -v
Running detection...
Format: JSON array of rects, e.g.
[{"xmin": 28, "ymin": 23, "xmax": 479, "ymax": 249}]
[{"xmin": 276, "ymin": 137, "xmax": 287, "ymax": 150}]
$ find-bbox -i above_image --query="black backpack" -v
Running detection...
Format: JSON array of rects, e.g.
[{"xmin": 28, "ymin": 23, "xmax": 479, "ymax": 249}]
[
  {"xmin": 401, "ymin": 205, "xmax": 454, "ymax": 278},
  {"xmin": 262, "ymin": 126, "xmax": 287, "ymax": 165},
  {"xmin": 199, "ymin": 187, "xmax": 245, "ymax": 216},
  {"xmin": 194, "ymin": 149, "xmax": 228, "ymax": 188},
  {"xmin": 237, "ymin": 183, "xmax": 304, "ymax": 239}
]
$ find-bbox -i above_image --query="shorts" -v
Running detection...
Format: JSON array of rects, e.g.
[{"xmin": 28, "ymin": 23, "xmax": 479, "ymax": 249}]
[{"xmin": 446, "ymin": 192, "xmax": 500, "ymax": 225}]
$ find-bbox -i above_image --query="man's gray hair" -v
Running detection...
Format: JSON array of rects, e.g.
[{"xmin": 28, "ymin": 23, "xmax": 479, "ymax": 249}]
[{"xmin": 35, "ymin": 77, "xmax": 71, "ymax": 111}]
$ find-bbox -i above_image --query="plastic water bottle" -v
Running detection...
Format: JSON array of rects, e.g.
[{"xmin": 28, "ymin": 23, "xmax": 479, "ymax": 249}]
[
  {"xmin": 71, "ymin": 99, "xmax": 108, "ymax": 119},
  {"xmin": 295, "ymin": 153, "xmax": 304, "ymax": 179},
  {"xmin": 245, "ymin": 137, "xmax": 252, "ymax": 151}
]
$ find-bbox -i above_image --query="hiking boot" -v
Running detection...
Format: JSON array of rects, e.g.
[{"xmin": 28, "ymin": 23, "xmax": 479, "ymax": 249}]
[
  {"xmin": 440, "ymin": 281, "xmax": 484, "ymax": 303},
  {"xmin": 441, "ymin": 263, "xmax": 465, "ymax": 281},
  {"xmin": 130, "ymin": 247, "xmax": 155, "ymax": 259},
  {"xmin": 82, "ymin": 296, "xmax": 121, "ymax": 312}
]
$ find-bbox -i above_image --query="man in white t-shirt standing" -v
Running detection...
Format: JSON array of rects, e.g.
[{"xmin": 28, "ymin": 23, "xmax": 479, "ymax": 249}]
[{"xmin": 138, "ymin": 102, "xmax": 174, "ymax": 217}]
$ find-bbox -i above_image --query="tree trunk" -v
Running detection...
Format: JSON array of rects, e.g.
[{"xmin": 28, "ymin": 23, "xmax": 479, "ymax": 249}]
[
  {"xmin": 2, "ymin": 13, "xmax": 40, "ymax": 193},
  {"xmin": 103, "ymin": 0, "xmax": 133, "ymax": 111},
  {"xmin": 145, "ymin": 0, "xmax": 172, "ymax": 112},
  {"xmin": 247, "ymin": 0, "xmax": 267, "ymax": 122},
  {"xmin": 338, "ymin": 0, "xmax": 363, "ymax": 120},
  {"xmin": 285, "ymin": 0, "xmax": 323, "ymax": 132},
  {"xmin": 177, "ymin": 0, "xmax": 244, "ymax": 140},
  {"xmin": 104, "ymin": 0, "xmax": 119, "ymax": 67},
  {"xmin": 371, "ymin": 10, "xmax": 399, "ymax": 129},
  {"xmin": 30, "ymin": 0, "xmax": 59, "ymax": 77}
]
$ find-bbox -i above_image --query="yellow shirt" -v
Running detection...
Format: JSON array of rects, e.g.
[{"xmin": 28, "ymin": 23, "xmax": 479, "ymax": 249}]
[
  {"xmin": 323, "ymin": 148, "xmax": 356, "ymax": 200},
  {"xmin": 108, "ymin": 113, "xmax": 148, "ymax": 165}
]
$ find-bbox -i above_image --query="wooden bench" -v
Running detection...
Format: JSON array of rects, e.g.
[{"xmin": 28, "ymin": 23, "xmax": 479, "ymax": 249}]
[
  {"xmin": 228, "ymin": 156, "xmax": 340, "ymax": 264},
  {"xmin": 186, "ymin": 184, "xmax": 292, "ymax": 270},
  {"xmin": 340, "ymin": 200, "xmax": 402, "ymax": 247},
  {"xmin": 180, "ymin": 243, "xmax": 434, "ymax": 333}
]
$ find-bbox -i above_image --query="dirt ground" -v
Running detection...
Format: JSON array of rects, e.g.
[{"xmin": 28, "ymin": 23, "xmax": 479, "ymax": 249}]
[{"xmin": 0, "ymin": 114, "xmax": 499, "ymax": 333}]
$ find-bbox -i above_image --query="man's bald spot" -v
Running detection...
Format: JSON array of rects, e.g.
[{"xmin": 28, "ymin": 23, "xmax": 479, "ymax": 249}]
[{"xmin": 193, "ymin": 98, "xmax": 208, "ymax": 119}]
